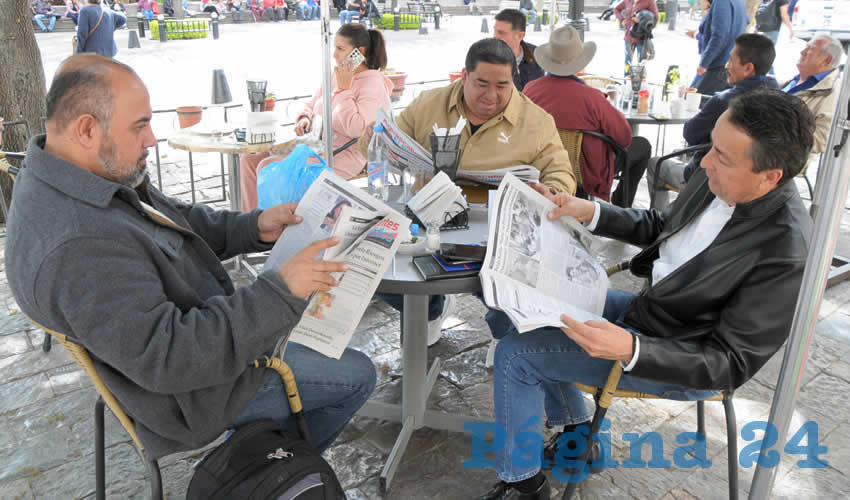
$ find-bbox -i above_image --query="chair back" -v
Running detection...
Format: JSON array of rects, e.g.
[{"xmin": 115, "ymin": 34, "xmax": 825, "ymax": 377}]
[
  {"xmin": 557, "ymin": 129, "xmax": 584, "ymax": 185},
  {"xmin": 27, "ymin": 318, "xmax": 148, "ymax": 454},
  {"xmin": 579, "ymin": 75, "xmax": 619, "ymax": 91}
]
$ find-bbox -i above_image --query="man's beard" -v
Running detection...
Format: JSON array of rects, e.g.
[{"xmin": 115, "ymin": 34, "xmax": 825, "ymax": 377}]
[{"xmin": 99, "ymin": 140, "xmax": 148, "ymax": 188}]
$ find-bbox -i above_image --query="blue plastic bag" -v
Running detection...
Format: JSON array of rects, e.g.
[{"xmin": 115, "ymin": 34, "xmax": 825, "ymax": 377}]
[{"xmin": 257, "ymin": 144, "xmax": 329, "ymax": 209}]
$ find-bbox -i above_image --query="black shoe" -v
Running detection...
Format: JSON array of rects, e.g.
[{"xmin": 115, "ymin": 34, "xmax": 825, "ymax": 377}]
[
  {"xmin": 478, "ymin": 476, "xmax": 550, "ymax": 500},
  {"xmin": 542, "ymin": 432, "xmax": 603, "ymax": 473}
]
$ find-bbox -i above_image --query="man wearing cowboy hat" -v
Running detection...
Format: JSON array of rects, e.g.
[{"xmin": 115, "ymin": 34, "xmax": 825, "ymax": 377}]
[{"xmin": 524, "ymin": 26, "xmax": 652, "ymax": 208}]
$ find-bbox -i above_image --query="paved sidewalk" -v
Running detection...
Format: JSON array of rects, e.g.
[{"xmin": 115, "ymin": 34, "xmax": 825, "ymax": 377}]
[{"xmin": 2, "ymin": 14, "xmax": 849, "ymax": 500}]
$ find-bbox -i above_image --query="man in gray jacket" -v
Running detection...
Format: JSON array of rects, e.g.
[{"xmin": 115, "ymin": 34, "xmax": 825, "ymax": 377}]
[{"xmin": 5, "ymin": 54, "xmax": 377, "ymax": 460}]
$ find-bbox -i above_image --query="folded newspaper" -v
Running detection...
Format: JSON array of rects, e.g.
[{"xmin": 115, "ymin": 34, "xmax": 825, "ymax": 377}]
[
  {"xmin": 264, "ymin": 169, "xmax": 410, "ymax": 359},
  {"xmin": 480, "ymin": 174, "xmax": 609, "ymax": 332},
  {"xmin": 457, "ymin": 165, "xmax": 540, "ymax": 186},
  {"xmin": 406, "ymin": 171, "xmax": 468, "ymax": 226},
  {"xmin": 374, "ymin": 107, "xmax": 434, "ymax": 173}
]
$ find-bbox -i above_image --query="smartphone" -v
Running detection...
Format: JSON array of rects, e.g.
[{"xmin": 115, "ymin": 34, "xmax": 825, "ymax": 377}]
[
  {"xmin": 439, "ymin": 243, "xmax": 487, "ymax": 263},
  {"xmin": 344, "ymin": 48, "xmax": 366, "ymax": 71}
]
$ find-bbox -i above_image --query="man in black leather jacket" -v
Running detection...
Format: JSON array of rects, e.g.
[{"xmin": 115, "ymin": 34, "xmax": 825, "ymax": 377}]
[
  {"xmin": 478, "ymin": 88, "xmax": 814, "ymax": 500},
  {"xmin": 494, "ymin": 9, "xmax": 544, "ymax": 91}
]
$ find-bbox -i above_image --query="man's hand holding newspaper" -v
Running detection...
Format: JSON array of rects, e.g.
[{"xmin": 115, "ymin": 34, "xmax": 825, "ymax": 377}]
[{"xmin": 265, "ymin": 170, "xmax": 410, "ymax": 359}]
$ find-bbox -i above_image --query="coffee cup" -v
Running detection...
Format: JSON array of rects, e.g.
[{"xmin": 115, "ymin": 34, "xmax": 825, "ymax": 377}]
[{"xmin": 686, "ymin": 92, "xmax": 700, "ymax": 112}]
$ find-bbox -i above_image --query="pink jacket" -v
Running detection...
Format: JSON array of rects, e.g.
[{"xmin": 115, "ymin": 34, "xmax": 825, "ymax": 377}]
[{"xmin": 298, "ymin": 69, "xmax": 394, "ymax": 179}]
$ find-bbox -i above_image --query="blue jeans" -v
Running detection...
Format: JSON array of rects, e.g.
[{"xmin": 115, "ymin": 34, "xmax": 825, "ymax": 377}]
[
  {"xmin": 231, "ymin": 342, "xmax": 376, "ymax": 453},
  {"xmin": 624, "ymin": 41, "xmax": 646, "ymax": 77},
  {"xmin": 488, "ymin": 290, "xmax": 717, "ymax": 482},
  {"xmin": 340, "ymin": 9, "xmax": 359, "ymax": 24},
  {"xmin": 34, "ymin": 14, "xmax": 57, "ymax": 31},
  {"xmin": 520, "ymin": 8, "xmax": 537, "ymax": 23},
  {"xmin": 762, "ymin": 30, "xmax": 779, "ymax": 74},
  {"xmin": 299, "ymin": 4, "xmax": 318, "ymax": 19}
]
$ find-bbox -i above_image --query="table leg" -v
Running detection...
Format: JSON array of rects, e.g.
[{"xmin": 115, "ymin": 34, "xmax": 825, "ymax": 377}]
[
  {"xmin": 227, "ymin": 153, "xmax": 241, "ymax": 213},
  {"xmin": 358, "ymin": 294, "xmax": 491, "ymax": 493},
  {"xmin": 401, "ymin": 294, "xmax": 429, "ymax": 429}
]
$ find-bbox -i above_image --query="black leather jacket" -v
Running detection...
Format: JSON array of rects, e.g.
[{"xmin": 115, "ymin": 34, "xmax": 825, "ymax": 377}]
[
  {"xmin": 594, "ymin": 169, "xmax": 811, "ymax": 391},
  {"xmin": 515, "ymin": 41, "xmax": 544, "ymax": 92}
]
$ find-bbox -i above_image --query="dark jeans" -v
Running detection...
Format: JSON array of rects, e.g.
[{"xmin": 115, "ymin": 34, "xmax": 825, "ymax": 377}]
[
  {"xmin": 695, "ymin": 66, "xmax": 730, "ymax": 101},
  {"xmin": 610, "ymin": 136, "xmax": 652, "ymax": 208},
  {"xmin": 377, "ymin": 293, "xmax": 445, "ymax": 321}
]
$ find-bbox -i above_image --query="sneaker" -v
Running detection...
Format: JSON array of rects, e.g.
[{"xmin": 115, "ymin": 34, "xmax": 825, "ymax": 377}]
[
  {"xmin": 426, "ymin": 294, "xmax": 456, "ymax": 346},
  {"xmin": 478, "ymin": 475, "xmax": 550, "ymax": 500}
]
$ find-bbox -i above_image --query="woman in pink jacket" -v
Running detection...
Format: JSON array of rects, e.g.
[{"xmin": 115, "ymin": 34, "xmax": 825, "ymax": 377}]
[{"xmin": 239, "ymin": 24, "xmax": 393, "ymax": 211}]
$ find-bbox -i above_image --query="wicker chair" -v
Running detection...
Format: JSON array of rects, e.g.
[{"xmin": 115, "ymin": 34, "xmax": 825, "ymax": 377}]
[
  {"xmin": 579, "ymin": 75, "xmax": 620, "ymax": 91},
  {"xmin": 29, "ymin": 318, "xmax": 309, "ymax": 500},
  {"xmin": 560, "ymin": 261, "xmax": 739, "ymax": 500}
]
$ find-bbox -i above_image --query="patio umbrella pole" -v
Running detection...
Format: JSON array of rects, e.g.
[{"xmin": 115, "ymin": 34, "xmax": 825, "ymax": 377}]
[
  {"xmin": 321, "ymin": 0, "xmax": 334, "ymax": 171},
  {"xmin": 749, "ymin": 67, "xmax": 850, "ymax": 498}
]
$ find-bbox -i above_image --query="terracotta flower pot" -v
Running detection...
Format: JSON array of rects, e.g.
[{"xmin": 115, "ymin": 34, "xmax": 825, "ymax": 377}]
[
  {"xmin": 265, "ymin": 98, "xmax": 276, "ymax": 111},
  {"xmin": 449, "ymin": 71, "xmax": 463, "ymax": 82},
  {"xmin": 176, "ymin": 106, "xmax": 203, "ymax": 129},
  {"xmin": 384, "ymin": 71, "xmax": 408, "ymax": 102}
]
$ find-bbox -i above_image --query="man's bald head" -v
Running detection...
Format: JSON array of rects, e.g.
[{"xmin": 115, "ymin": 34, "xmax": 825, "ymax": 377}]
[{"xmin": 46, "ymin": 54, "xmax": 140, "ymax": 134}]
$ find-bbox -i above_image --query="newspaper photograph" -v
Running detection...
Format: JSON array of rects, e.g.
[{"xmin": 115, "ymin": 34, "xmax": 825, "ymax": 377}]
[
  {"xmin": 264, "ymin": 169, "xmax": 399, "ymax": 272},
  {"xmin": 285, "ymin": 206, "xmax": 410, "ymax": 359},
  {"xmin": 480, "ymin": 174, "xmax": 608, "ymax": 333}
]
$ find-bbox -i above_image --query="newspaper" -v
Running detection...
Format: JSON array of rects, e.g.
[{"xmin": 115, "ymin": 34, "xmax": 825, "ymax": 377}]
[
  {"xmin": 285, "ymin": 206, "xmax": 410, "ymax": 359},
  {"xmin": 264, "ymin": 169, "xmax": 400, "ymax": 271},
  {"xmin": 406, "ymin": 171, "xmax": 468, "ymax": 225},
  {"xmin": 479, "ymin": 174, "xmax": 609, "ymax": 333},
  {"xmin": 374, "ymin": 107, "xmax": 434, "ymax": 173},
  {"xmin": 457, "ymin": 165, "xmax": 540, "ymax": 186}
]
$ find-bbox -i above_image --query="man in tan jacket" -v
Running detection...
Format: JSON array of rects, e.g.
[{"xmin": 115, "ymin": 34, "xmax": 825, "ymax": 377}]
[
  {"xmin": 373, "ymin": 38, "xmax": 576, "ymax": 346},
  {"xmin": 389, "ymin": 38, "xmax": 577, "ymax": 196},
  {"xmin": 782, "ymin": 34, "xmax": 843, "ymax": 160}
]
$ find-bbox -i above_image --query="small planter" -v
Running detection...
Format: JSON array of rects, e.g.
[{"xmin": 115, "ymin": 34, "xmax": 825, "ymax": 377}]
[
  {"xmin": 449, "ymin": 71, "xmax": 463, "ymax": 82},
  {"xmin": 384, "ymin": 71, "xmax": 408, "ymax": 102},
  {"xmin": 176, "ymin": 105, "xmax": 203, "ymax": 128},
  {"xmin": 265, "ymin": 95, "xmax": 276, "ymax": 111}
]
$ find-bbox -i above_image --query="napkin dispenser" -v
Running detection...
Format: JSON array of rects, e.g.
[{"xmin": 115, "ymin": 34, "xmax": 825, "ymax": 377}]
[{"xmin": 245, "ymin": 111, "xmax": 276, "ymax": 144}]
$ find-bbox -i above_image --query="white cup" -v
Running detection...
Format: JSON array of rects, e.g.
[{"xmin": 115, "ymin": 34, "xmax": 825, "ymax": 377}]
[
  {"xmin": 670, "ymin": 99, "xmax": 685, "ymax": 117},
  {"xmin": 686, "ymin": 92, "xmax": 700, "ymax": 112}
]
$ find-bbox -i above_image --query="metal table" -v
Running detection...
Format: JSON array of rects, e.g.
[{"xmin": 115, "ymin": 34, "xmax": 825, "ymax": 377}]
[
  {"xmin": 167, "ymin": 128, "xmax": 293, "ymax": 276},
  {"xmin": 624, "ymin": 108, "xmax": 698, "ymax": 153},
  {"xmin": 356, "ymin": 206, "xmax": 491, "ymax": 493}
]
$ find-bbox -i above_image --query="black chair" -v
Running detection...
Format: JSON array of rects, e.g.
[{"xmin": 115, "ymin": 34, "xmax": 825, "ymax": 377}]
[
  {"xmin": 581, "ymin": 130, "xmax": 631, "ymax": 208},
  {"xmin": 650, "ymin": 143, "xmax": 712, "ymax": 208}
]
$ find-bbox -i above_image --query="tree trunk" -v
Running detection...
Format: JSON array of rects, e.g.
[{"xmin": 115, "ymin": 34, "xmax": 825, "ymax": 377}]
[{"xmin": 0, "ymin": 0, "xmax": 47, "ymax": 222}]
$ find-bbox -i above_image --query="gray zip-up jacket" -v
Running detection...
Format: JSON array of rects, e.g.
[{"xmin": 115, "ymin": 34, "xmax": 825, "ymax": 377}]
[{"xmin": 6, "ymin": 136, "xmax": 307, "ymax": 459}]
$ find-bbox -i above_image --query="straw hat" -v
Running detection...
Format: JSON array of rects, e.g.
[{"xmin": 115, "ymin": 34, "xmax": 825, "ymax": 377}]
[{"xmin": 534, "ymin": 26, "xmax": 597, "ymax": 77}]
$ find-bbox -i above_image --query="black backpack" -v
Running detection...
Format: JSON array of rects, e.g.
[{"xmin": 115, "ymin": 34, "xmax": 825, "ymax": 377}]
[
  {"xmin": 755, "ymin": 0, "xmax": 782, "ymax": 32},
  {"xmin": 187, "ymin": 419, "xmax": 345, "ymax": 500}
]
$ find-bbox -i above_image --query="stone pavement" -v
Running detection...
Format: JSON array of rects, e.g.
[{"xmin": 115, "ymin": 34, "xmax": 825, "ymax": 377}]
[{"xmin": 2, "ymin": 13, "xmax": 850, "ymax": 500}]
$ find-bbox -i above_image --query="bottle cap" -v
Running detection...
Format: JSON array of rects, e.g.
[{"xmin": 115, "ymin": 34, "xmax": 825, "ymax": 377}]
[
  {"xmin": 639, "ymin": 89, "xmax": 650, "ymax": 97},
  {"xmin": 410, "ymin": 223, "xmax": 419, "ymax": 236},
  {"xmin": 373, "ymin": 124, "xmax": 384, "ymax": 133}
]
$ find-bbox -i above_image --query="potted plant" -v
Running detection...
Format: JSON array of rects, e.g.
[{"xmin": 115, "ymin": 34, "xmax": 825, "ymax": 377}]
[
  {"xmin": 265, "ymin": 92, "xmax": 276, "ymax": 111},
  {"xmin": 382, "ymin": 69, "xmax": 408, "ymax": 102}
]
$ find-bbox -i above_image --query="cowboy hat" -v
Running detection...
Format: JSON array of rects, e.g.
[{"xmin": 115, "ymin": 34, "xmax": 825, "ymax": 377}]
[{"xmin": 534, "ymin": 26, "xmax": 597, "ymax": 77}]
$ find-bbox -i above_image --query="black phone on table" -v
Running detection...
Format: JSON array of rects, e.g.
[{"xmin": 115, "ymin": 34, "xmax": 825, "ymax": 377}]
[{"xmin": 439, "ymin": 243, "xmax": 487, "ymax": 263}]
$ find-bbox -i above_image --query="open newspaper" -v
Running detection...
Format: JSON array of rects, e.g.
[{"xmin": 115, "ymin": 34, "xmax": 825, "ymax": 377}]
[
  {"xmin": 374, "ymin": 107, "xmax": 434, "ymax": 173},
  {"xmin": 480, "ymin": 174, "xmax": 609, "ymax": 332},
  {"xmin": 264, "ymin": 169, "xmax": 410, "ymax": 358}
]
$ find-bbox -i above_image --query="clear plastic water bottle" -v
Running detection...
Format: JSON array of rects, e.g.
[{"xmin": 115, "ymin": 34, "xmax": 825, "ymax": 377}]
[{"xmin": 367, "ymin": 124, "xmax": 389, "ymax": 201}]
